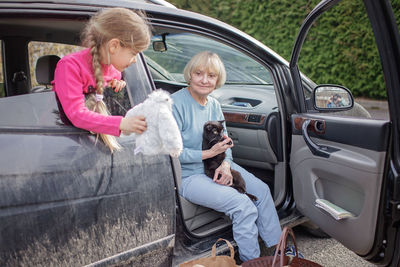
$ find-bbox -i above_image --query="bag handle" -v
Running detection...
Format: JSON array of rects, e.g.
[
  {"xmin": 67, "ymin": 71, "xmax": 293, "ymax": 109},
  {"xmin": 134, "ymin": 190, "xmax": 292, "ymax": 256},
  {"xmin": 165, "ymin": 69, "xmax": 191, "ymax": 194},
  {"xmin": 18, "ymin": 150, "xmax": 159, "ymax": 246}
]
[
  {"xmin": 272, "ymin": 227, "xmax": 299, "ymax": 267},
  {"xmin": 211, "ymin": 238, "xmax": 235, "ymax": 259}
]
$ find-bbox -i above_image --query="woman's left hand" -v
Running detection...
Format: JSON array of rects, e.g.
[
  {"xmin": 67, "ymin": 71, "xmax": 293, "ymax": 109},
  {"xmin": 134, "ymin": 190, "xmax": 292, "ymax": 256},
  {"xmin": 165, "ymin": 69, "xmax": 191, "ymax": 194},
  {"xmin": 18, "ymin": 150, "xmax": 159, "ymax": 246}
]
[
  {"xmin": 110, "ymin": 79, "xmax": 126, "ymax": 92},
  {"xmin": 213, "ymin": 161, "xmax": 233, "ymax": 186}
]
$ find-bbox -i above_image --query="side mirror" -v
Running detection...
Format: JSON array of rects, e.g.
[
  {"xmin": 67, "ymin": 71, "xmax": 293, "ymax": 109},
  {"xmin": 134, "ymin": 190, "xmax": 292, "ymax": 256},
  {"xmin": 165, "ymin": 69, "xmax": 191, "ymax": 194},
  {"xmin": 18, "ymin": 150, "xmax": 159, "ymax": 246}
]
[
  {"xmin": 152, "ymin": 33, "xmax": 168, "ymax": 52},
  {"xmin": 313, "ymin": 84, "xmax": 354, "ymax": 111}
]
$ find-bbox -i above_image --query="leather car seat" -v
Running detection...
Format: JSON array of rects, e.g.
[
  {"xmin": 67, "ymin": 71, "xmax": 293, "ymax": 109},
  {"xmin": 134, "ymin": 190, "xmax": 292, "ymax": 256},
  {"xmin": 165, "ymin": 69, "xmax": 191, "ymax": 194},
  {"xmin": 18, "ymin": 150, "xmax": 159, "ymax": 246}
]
[{"xmin": 171, "ymin": 157, "xmax": 231, "ymax": 235}]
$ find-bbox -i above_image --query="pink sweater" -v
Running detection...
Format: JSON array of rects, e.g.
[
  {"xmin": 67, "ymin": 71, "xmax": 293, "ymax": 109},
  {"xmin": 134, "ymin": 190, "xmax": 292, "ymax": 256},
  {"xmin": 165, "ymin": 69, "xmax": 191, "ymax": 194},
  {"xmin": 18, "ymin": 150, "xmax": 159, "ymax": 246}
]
[{"xmin": 53, "ymin": 48, "xmax": 123, "ymax": 136}]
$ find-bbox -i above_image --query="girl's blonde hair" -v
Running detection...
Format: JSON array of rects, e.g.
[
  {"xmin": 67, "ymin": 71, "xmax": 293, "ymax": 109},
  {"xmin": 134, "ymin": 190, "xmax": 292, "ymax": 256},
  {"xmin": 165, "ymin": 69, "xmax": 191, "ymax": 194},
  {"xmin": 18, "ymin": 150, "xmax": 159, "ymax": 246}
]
[
  {"xmin": 81, "ymin": 8, "xmax": 151, "ymax": 152},
  {"xmin": 183, "ymin": 51, "xmax": 226, "ymax": 89}
]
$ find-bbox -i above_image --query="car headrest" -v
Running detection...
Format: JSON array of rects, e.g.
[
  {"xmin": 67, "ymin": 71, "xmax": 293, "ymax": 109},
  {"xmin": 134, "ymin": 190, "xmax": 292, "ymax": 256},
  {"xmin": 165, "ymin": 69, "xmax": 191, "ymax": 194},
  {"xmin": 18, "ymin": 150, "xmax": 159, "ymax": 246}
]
[{"xmin": 35, "ymin": 55, "xmax": 61, "ymax": 85}]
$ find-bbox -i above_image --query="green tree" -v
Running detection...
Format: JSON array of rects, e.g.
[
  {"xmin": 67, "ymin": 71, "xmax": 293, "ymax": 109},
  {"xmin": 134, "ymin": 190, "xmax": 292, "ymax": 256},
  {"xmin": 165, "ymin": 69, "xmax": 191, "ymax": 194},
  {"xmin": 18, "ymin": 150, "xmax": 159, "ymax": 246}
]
[{"xmin": 169, "ymin": 0, "xmax": 400, "ymax": 99}]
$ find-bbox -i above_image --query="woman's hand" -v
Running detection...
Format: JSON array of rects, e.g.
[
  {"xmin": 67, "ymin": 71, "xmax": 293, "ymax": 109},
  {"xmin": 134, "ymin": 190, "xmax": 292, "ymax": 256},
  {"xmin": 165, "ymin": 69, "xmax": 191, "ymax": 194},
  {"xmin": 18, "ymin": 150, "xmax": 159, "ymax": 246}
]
[
  {"xmin": 120, "ymin": 115, "xmax": 147, "ymax": 134},
  {"xmin": 213, "ymin": 161, "xmax": 233, "ymax": 186},
  {"xmin": 202, "ymin": 135, "xmax": 234, "ymax": 160},
  {"xmin": 209, "ymin": 135, "xmax": 234, "ymax": 156},
  {"xmin": 110, "ymin": 79, "xmax": 126, "ymax": 92}
]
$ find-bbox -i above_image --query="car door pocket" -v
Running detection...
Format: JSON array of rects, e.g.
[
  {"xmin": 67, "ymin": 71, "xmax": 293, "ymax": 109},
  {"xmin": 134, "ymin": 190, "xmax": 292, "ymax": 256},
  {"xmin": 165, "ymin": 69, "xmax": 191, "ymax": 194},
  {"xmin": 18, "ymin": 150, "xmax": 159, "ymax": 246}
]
[{"xmin": 315, "ymin": 198, "xmax": 354, "ymax": 220}]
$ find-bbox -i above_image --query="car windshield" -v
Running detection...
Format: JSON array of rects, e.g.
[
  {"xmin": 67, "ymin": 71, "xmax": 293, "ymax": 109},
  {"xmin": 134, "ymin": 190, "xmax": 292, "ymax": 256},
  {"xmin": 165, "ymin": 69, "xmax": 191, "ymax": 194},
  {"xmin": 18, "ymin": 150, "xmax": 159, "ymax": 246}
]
[{"xmin": 143, "ymin": 33, "xmax": 273, "ymax": 85}]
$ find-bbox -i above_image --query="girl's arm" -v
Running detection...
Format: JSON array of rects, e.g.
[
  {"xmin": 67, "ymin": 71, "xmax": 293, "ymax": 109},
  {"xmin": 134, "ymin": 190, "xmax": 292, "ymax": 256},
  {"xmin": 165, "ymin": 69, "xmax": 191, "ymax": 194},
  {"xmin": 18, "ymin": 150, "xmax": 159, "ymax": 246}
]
[{"xmin": 54, "ymin": 59, "xmax": 122, "ymax": 136}]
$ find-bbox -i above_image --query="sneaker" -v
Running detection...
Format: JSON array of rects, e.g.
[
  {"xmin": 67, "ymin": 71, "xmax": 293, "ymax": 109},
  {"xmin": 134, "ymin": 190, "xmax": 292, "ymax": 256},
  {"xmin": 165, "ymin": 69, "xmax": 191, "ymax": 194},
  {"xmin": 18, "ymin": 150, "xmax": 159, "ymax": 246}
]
[
  {"xmin": 284, "ymin": 245, "xmax": 304, "ymax": 258},
  {"xmin": 273, "ymin": 245, "xmax": 304, "ymax": 259}
]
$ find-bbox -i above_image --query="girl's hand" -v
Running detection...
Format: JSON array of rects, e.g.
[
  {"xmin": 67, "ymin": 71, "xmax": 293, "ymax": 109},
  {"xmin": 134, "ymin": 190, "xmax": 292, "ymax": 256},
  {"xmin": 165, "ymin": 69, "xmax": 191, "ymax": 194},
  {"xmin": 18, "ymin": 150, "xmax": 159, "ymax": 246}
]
[
  {"xmin": 110, "ymin": 79, "xmax": 126, "ymax": 92},
  {"xmin": 209, "ymin": 135, "xmax": 234, "ymax": 156},
  {"xmin": 213, "ymin": 161, "xmax": 233, "ymax": 186},
  {"xmin": 120, "ymin": 115, "xmax": 147, "ymax": 134}
]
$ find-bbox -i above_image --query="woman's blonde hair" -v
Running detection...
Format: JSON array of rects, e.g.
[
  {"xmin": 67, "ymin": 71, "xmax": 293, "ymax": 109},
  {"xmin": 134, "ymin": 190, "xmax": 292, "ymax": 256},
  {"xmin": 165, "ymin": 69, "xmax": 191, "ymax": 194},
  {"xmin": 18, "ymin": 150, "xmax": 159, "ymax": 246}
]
[
  {"xmin": 183, "ymin": 51, "xmax": 226, "ymax": 89},
  {"xmin": 81, "ymin": 8, "xmax": 151, "ymax": 152}
]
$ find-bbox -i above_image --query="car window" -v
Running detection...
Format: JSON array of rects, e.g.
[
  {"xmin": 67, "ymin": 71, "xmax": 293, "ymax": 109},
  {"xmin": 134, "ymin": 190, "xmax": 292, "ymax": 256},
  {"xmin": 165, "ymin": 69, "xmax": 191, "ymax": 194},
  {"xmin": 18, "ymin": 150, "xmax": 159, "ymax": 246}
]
[
  {"xmin": 104, "ymin": 54, "xmax": 152, "ymax": 117},
  {"xmin": 0, "ymin": 42, "xmax": 144, "ymax": 129},
  {"xmin": 0, "ymin": 40, "xmax": 4, "ymax": 98},
  {"xmin": 391, "ymin": 0, "xmax": 400, "ymax": 33},
  {"xmin": 143, "ymin": 33, "xmax": 273, "ymax": 86},
  {"xmin": 298, "ymin": 0, "xmax": 389, "ymax": 120},
  {"xmin": 28, "ymin": 41, "xmax": 82, "ymax": 88}
]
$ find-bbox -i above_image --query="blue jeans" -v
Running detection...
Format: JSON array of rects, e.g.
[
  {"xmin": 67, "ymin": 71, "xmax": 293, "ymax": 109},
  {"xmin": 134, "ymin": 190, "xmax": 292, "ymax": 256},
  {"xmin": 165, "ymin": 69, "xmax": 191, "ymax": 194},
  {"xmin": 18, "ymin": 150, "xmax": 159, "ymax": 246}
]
[{"xmin": 180, "ymin": 162, "xmax": 282, "ymax": 261}]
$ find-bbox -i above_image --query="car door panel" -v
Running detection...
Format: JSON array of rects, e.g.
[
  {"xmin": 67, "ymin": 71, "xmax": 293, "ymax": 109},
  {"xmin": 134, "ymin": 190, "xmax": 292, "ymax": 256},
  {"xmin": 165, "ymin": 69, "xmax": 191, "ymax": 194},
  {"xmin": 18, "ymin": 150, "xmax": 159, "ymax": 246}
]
[
  {"xmin": 0, "ymin": 89, "xmax": 176, "ymax": 265},
  {"xmin": 224, "ymin": 125, "xmax": 277, "ymax": 170},
  {"xmin": 212, "ymin": 86, "xmax": 279, "ymax": 171},
  {"xmin": 290, "ymin": 114, "xmax": 389, "ymax": 255}
]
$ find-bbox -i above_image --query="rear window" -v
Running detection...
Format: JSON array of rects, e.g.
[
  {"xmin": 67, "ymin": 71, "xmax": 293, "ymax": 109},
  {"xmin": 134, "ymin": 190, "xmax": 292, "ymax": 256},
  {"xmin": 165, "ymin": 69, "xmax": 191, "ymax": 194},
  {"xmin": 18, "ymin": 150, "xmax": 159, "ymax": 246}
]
[{"xmin": 28, "ymin": 41, "xmax": 82, "ymax": 88}]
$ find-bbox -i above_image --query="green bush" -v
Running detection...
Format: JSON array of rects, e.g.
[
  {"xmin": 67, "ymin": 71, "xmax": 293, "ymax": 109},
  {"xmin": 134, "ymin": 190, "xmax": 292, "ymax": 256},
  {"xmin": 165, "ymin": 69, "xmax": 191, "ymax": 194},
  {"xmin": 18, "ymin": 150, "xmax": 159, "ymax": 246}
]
[{"xmin": 169, "ymin": 0, "xmax": 400, "ymax": 99}]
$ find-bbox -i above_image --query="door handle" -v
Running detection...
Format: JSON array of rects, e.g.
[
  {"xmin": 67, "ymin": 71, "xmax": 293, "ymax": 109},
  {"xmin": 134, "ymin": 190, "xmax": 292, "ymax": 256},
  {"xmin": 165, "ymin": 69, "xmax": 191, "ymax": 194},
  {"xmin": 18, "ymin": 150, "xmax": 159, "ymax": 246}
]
[{"xmin": 302, "ymin": 119, "xmax": 330, "ymax": 158}]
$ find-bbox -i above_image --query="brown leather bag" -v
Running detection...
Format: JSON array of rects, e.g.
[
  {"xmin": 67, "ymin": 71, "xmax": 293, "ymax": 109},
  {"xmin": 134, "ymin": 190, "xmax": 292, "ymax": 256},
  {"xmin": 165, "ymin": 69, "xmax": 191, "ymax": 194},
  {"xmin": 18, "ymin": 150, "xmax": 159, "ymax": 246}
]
[
  {"xmin": 179, "ymin": 238, "xmax": 239, "ymax": 267},
  {"xmin": 242, "ymin": 227, "xmax": 322, "ymax": 267}
]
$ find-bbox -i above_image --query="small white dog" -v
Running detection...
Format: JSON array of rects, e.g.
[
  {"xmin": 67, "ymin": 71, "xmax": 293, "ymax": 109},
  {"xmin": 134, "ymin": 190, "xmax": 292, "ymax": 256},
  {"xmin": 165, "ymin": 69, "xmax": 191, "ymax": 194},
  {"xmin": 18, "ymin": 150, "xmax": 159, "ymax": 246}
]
[{"xmin": 123, "ymin": 89, "xmax": 183, "ymax": 157}]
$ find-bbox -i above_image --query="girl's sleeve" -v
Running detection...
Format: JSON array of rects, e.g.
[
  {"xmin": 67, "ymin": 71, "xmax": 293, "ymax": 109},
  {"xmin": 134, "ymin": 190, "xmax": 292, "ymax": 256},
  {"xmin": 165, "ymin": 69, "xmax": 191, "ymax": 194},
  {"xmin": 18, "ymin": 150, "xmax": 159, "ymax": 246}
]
[
  {"xmin": 54, "ymin": 59, "xmax": 122, "ymax": 136},
  {"xmin": 172, "ymin": 101, "xmax": 203, "ymax": 164}
]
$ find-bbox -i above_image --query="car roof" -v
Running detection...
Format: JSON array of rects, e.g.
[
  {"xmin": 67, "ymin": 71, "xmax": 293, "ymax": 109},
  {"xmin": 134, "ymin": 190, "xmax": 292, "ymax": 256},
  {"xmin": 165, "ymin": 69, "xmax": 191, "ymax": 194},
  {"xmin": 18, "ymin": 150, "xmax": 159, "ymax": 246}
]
[
  {"xmin": 0, "ymin": 0, "xmax": 175, "ymax": 6},
  {"xmin": 0, "ymin": 0, "xmax": 290, "ymax": 67}
]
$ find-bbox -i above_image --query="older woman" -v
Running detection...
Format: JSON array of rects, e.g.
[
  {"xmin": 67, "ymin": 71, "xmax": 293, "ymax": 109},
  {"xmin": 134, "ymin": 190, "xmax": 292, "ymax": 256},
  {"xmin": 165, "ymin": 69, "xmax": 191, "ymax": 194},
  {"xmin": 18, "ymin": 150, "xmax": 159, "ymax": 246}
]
[{"xmin": 171, "ymin": 51, "xmax": 281, "ymax": 262}]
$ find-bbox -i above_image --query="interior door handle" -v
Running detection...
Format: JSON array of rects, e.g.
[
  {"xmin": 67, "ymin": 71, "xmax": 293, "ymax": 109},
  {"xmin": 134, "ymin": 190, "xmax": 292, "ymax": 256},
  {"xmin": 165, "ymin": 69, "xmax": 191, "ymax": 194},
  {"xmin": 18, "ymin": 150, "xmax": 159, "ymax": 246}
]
[{"xmin": 302, "ymin": 119, "xmax": 330, "ymax": 158}]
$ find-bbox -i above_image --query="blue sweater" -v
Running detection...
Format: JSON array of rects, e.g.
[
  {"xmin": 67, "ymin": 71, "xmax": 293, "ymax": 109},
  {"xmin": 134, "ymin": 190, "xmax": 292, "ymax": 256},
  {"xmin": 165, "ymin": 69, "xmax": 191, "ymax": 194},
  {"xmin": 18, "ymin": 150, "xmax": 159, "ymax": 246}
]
[{"xmin": 172, "ymin": 88, "xmax": 233, "ymax": 178}]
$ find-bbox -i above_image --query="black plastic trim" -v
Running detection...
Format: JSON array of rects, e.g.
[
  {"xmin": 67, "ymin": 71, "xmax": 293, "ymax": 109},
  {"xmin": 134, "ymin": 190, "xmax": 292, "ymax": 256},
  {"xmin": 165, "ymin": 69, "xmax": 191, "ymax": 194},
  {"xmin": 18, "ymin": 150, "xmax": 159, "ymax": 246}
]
[
  {"xmin": 0, "ymin": 126, "xmax": 88, "ymax": 134},
  {"xmin": 302, "ymin": 119, "xmax": 330, "ymax": 158},
  {"xmin": 292, "ymin": 114, "xmax": 390, "ymax": 152},
  {"xmin": 266, "ymin": 112, "xmax": 283, "ymax": 161}
]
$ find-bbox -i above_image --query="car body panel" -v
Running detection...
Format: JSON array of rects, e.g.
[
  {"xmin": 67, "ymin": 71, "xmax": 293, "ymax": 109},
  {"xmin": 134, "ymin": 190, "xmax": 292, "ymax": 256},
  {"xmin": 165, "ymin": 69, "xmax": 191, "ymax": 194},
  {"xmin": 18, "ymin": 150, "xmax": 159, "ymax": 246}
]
[
  {"xmin": 0, "ymin": 8, "xmax": 176, "ymax": 263},
  {"xmin": 0, "ymin": 0, "xmax": 399, "ymax": 266},
  {"xmin": 0, "ymin": 100, "xmax": 176, "ymax": 265}
]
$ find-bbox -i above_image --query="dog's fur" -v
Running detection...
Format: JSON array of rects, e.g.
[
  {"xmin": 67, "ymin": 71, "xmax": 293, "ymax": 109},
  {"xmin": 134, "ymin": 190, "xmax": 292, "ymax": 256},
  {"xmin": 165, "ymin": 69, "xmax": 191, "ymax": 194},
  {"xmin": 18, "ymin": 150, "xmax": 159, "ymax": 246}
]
[
  {"xmin": 202, "ymin": 121, "xmax": 257, "ymax": 201},
  {"xmin": 123, "ymin": 89, "xmax": 183, "ymax": 157}
]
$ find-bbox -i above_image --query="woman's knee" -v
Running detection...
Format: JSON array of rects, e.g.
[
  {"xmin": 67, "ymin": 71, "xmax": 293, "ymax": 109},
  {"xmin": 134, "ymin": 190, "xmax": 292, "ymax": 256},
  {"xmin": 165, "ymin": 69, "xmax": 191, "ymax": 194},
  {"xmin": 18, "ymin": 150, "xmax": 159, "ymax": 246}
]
[{"xmin": 229, "ymin": 194, "xmax": 258, "ymax": 218}]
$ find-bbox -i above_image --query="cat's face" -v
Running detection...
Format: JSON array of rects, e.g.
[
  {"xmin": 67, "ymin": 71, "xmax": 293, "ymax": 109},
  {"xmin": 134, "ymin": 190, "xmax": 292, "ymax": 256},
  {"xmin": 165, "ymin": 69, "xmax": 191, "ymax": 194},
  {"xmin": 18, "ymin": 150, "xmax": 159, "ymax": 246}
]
[{"xmin": 203, "ymin": 121, "xmax": 225, "ymax": 146}]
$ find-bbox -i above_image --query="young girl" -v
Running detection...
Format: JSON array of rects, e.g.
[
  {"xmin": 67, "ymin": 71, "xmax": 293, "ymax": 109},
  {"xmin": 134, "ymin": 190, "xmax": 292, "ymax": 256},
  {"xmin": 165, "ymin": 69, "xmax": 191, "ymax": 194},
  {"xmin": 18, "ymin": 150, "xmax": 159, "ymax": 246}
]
[{"xmin": 53, "ymin": 7, "xmax": 151, "ymax": 152}]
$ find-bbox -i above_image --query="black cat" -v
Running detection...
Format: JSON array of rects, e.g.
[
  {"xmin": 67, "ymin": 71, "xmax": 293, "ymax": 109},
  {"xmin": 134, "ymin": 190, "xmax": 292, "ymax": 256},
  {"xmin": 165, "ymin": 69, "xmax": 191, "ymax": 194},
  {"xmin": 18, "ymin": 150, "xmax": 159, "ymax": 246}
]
[{"xmin": 202, "ymin": 121, "xmax": 258, "ymax": 201}]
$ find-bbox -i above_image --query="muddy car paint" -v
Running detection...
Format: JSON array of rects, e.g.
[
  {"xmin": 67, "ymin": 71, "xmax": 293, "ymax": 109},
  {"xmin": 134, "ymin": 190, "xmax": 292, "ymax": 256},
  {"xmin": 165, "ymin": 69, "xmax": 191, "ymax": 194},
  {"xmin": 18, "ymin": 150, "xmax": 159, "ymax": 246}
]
[{"xmin": 0, "ymin": 58, "xmax": 176, "ymax": 266}]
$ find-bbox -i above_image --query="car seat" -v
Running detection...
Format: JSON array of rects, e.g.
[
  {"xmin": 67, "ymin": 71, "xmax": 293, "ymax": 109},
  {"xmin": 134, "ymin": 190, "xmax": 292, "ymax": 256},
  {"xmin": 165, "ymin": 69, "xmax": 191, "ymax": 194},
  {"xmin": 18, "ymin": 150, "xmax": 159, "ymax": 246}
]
[
  {"xmin": 30, "ymin": 55, "xmax": 60, "ymax": 93},
  {"xmin": 171, "ymin": 157, "xmax": 231, "ymax": 236}
]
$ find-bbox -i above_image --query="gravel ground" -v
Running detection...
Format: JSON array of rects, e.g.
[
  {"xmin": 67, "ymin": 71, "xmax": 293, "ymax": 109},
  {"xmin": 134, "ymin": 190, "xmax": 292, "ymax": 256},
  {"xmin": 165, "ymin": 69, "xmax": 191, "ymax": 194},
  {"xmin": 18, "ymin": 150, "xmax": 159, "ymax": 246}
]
[
  {"xmin": 259, "ymin": 226, "xmax": 374, "ymax": 267},
  {"xmin": 292, "ymin": 226, "xmax": 375, "ymax": 267}
]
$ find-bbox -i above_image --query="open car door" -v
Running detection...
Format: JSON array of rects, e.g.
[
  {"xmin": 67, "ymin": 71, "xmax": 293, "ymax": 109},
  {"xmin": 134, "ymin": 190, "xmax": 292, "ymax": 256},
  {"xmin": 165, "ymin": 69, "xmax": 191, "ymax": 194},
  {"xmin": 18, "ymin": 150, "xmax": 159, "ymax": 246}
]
[{"xmin": 288, "ymin": 0, "xmax": 400, "ymax": 266}]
